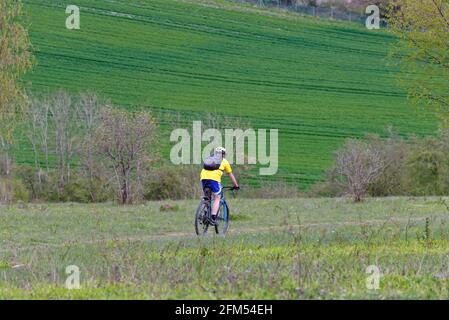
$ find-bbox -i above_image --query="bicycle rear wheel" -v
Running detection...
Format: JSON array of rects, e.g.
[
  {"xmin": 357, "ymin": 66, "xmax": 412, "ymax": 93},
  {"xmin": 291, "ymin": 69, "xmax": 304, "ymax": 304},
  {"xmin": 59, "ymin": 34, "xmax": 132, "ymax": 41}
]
[
  {"xmin": 215, "ymin": 201, "xmax": 230, "ymax": 235},
  {"xmin": 195, "ymin": 201, "xmax": 210, "ymax": 236}
]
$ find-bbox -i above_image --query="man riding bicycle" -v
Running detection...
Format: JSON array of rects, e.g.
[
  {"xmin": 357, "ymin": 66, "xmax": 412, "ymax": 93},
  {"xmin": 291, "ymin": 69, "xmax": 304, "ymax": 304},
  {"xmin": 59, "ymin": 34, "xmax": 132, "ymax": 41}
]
[{"xmin": 200, "ymin": 147, "xmax": 239, "ymax": 222}]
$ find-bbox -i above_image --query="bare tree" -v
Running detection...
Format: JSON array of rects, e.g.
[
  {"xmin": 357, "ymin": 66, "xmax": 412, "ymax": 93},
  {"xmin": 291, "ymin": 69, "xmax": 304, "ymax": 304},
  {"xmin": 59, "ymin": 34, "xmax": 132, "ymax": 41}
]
[
  {"xmin": 78, "ymin": 93, "xmax": 101, "ymax": 186},
  {"xmin": 48, "ymin": 90, "xmax": 79, "ymax": 187},
  {"xmin": 0, "ymin": 142, "xmax": 12, "ymax": 176},
  {"xmin": 26, "ymin": 98, "xmax": 41, "ymax": 172},
  {"xmin": 25, "ymin": 96, "xmax": 50, "ymax": 178},
  {"xmin": 333, "ymin": 139, "xmax": 386, "ymax": 202},
  {"xmin": 93, "ymin": 107, "xmax": 158, "ymax": 204}
]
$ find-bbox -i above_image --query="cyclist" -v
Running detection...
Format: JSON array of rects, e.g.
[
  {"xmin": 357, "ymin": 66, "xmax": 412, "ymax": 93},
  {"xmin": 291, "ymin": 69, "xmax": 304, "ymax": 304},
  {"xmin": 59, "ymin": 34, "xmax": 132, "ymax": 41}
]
[{"xmin": 200, "ymin": 147, "xmax": 239, "ymax": 223}]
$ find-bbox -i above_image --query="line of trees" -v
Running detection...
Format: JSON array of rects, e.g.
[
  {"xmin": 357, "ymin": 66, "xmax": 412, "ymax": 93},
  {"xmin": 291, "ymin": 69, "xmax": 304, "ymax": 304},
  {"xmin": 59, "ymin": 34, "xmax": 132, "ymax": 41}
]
[
  {"xmin": 13, "ymin": 91, "xmax": 160, "ymax": 204},
  {"xmin": 1, "ymin": 89, "xmax": 302, "ymax": 204}
]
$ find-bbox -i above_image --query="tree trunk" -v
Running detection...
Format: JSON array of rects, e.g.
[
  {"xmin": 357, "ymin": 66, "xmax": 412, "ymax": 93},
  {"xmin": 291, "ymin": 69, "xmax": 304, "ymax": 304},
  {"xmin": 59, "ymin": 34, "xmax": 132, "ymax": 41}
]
[{"xmin": 5, "ymin": 152, "xmax": 11, "ymax": 176}]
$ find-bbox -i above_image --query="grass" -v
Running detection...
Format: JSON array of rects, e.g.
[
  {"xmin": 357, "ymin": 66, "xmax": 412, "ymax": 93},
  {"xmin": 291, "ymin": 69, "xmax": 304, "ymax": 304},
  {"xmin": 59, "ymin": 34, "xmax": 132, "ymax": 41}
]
[
  {"xmin": 18, "ymin": 0, "xmax": 437, "ymax": 188},
  {"xmin": 1, "ymin": 196, "xmax": 449, "ymax": 299}
]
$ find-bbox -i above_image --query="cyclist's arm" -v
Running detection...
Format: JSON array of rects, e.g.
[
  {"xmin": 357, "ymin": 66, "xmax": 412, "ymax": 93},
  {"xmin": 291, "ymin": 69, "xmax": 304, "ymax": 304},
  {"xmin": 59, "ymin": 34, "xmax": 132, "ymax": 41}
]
[
  {"xmin": 223, "ymin": 159, "xmax": 238, "ymax": 188},
  {"xmin": 229, "ymin": 173, "xmax": 239, "ymax": 188}
]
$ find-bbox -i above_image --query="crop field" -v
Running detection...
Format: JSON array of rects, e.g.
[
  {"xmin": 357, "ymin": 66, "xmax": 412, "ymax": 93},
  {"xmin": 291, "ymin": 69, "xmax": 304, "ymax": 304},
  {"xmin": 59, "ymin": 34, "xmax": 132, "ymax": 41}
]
[
  {"xmin": 1, "ymin": 197, "xmax": 449, "ymax": 299},
  {"xmin": 19, "ymin": 0, "xmax": 437, "ymax": 187}
]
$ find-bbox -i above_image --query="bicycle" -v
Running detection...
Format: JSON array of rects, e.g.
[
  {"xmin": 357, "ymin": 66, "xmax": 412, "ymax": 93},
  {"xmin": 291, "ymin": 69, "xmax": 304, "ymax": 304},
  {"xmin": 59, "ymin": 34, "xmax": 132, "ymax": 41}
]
[{"xmin": 195, "ymin": 186, "xmax": 238, "ymax": 236}]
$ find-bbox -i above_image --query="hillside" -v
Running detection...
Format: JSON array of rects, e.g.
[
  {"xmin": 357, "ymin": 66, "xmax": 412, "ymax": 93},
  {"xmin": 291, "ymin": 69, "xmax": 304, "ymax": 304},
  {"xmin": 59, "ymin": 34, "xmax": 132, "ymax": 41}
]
[{"xmin": 20, "ymin": 0, "xmax": 436, "ymax": 187}]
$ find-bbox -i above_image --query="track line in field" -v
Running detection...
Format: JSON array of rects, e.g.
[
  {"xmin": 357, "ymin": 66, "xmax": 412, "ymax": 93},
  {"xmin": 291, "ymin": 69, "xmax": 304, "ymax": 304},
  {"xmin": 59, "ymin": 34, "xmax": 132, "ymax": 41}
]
[{"xmin": 0, "ymin": 216, "xmax": 432, "ymax": 254}]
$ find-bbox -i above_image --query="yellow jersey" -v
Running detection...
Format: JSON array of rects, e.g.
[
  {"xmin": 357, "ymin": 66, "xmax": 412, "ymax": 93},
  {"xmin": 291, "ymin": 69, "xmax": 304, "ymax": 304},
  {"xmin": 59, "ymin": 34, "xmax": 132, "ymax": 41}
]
[{"xmin": 200, "ymin": 158, "xmax": 232, "ymax": 183}]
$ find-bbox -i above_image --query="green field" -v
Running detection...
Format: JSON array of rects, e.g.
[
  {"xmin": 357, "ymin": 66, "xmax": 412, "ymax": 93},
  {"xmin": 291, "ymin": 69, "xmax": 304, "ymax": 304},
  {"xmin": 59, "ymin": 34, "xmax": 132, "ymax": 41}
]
[
  {"xmin": 20, "ymin": 0, "xmax": 436, "ymax": 187},
  {"xmin": 1, "ymin": 197, "xmax": 449, "ymax": 299}
]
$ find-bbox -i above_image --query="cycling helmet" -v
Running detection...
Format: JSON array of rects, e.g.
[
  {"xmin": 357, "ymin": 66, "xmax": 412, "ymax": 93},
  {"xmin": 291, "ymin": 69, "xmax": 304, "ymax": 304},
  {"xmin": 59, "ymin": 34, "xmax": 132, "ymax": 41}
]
[{"xmin": 215, "ymin": 146, "xmax": 226, "ymax": 156}]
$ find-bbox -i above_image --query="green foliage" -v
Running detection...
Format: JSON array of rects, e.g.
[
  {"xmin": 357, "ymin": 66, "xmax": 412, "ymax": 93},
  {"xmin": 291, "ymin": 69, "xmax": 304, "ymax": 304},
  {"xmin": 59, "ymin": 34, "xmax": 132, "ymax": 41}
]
[
  {"xmin": 0, "ymin": 177, "xmax": 29, "ymax": 203},
  {"xmin": 14, "ymin": 165, "xmax": 114, "ymax": 203},
  {"xmin": 402, "ymin": 147, "xmax": 449, "ymax": 196},
  {"xmin": 0, "ymin": 0, "xmax": 34, "ymax": 144},
  {"xmin": 145, "ymin": 166, "xmax": 188, "ymax": 200},
  {"xmin": 366, "ymin": 132, "xmax": 410, "ymax": 196},
  {"xmin": 388, "ymin": 0, "xmax": 449, "ymax": 124},
  {"xmin": 58, "ymin": 181, "xmax": 92, "ymax": 203},
  {"xmin": 15, "ymin": 165, "xmax": 54, "ymax": 200}
]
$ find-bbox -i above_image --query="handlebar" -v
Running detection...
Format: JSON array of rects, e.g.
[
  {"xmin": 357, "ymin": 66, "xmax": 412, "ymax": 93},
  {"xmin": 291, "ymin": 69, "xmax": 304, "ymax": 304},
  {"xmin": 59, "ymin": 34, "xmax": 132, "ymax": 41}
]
[
  {"xmin": 222, "ymin": 186, "xmax": 240, "ymax": 198},
  {"xmin": 222, "ymin": 186, "xmax": 240, "ymax": 191}
]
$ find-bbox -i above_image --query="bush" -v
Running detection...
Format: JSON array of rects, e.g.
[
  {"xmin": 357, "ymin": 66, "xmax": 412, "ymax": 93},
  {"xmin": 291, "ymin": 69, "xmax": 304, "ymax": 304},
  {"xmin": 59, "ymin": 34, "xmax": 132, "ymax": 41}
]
[
  {"xmin": 0, "ymin": 178, "xmax": 29, "ymax": 204},
  {"xmin": 15, "ymin": 165, "xmax": 114, "ymax": 203},
  {"xmin": 144, "ymin": 165, "xmax": 202, "ymax": 201},
  {"xmin": 366, "ymin": 133, "xmax": 410, "ymax": 196},
  {"xmin": 402, "ymin": 147, "xmax": 449, "ymax": 196},
  {"xmin": 85, "ymin": 176, "xmax": 115, "ymax": 203},
  {"xmin": 144, "ymin": 166, "xmax": 186, "ymax": 200},
  {"xmin": 58, "ymin": 181, "xmax": 92, "ymax": 203}
]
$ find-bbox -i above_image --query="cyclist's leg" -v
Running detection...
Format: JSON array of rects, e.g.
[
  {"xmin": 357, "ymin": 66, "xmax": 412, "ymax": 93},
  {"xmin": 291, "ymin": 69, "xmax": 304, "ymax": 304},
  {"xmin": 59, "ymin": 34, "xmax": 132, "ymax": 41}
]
[
  {"xmin": 211, "ymin": 193, "xmax": 220, "ymax": 217},
  {"xmin": 203, "ymin": 180, "xmax": 222, "ymax": 217}
]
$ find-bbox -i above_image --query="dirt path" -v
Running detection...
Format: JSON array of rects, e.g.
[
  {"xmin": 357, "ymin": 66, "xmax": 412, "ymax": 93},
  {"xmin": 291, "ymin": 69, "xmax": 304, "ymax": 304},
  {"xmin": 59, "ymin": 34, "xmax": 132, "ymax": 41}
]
[{"xmin": 0, "ymin": 215, "xmax": 432, "ymax": 255}]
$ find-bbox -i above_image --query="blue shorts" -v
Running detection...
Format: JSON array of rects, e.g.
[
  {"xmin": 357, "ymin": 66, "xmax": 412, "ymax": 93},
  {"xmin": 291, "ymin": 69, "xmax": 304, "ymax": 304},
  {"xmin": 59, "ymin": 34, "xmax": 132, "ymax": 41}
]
[{"xmin": 201, "ymin": 180, "xmax": 222, "ymax": 195}]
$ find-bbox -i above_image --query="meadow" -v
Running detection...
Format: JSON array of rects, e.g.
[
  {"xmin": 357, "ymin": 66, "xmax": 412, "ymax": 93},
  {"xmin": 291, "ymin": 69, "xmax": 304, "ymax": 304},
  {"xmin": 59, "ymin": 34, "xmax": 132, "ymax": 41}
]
[
  {"xmin": 1, "ymin": 196, "xmax": 449, "ymax": 299},
  {"xmin": 20, "ymin": 0, "xmax": 437, "ymax": 187}
]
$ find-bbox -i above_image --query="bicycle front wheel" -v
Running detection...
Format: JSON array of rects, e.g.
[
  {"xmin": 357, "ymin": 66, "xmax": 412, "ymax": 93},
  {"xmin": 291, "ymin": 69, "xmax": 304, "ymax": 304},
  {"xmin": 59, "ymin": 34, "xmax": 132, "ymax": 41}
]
[
  {"xmin": 215, "ymin": 201, "xmax": 230, "ymax": 235},
  {"xmin": 195, "ymin": 201, "xmax": 210, "ymax": 236}
]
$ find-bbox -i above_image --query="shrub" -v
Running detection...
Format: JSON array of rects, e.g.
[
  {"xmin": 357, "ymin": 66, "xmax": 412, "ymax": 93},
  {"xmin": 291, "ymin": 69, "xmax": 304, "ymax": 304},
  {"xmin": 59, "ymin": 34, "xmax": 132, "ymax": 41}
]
[
  {"xmin": 144, "ymin": 165, "xmax": 202, "ymax": 201},
  {"xmin": 402, "ymin": 146, "xmax": 449, "ymax": 196},
  {"xmin": 58, "ymin": 181, "xmax": 92, "ymax": 203},
  {"xmin": 144, "ymin": 166, "xmax": 185, "ymax": 200},
  {"xmin": 366, "ymin": 133, "xmax": 410, "ymax": 196},
  {"xmin": 15, "ymin": 165, "xmax": 114, "ymax": 203},
  {"xmin": 0, "ymin": 178, "xmax": 29, "ymax": 204}
]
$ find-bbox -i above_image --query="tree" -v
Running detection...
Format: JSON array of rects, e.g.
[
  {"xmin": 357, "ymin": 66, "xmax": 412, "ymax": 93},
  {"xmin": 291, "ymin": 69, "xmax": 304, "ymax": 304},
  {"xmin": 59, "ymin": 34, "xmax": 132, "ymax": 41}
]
[
  {"xmin": 387, "ymin": 0, "xmax": 449, "ymax": 124},
  {"xmin": 48, "ymin": 90, "xmax": 80, "ymax": 188},
  {"xmin": 0, "ymin": 0, "xmax": 34, "ymax": 175},
  {"xmin": 25, "ymin": 95, "xmax": 50, "ymax": 177},
  {"xmin": 93, "ymin": 107, "xmax": 158, "ymax": 204},
  {"xmin": 332, "ymin": 139, "xmax": 386, "ymax": 202},
  {"xmin": 77, "ymin": 92, "xmax": 111, "ymax": 202}
]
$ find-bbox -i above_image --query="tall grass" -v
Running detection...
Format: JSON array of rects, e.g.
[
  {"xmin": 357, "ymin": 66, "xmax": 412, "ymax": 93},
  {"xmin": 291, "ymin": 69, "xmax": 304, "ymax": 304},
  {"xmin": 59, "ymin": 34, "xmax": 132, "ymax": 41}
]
[{"xmin": 1, "ymin": 197, "xmax": 449, "ymax": 299}]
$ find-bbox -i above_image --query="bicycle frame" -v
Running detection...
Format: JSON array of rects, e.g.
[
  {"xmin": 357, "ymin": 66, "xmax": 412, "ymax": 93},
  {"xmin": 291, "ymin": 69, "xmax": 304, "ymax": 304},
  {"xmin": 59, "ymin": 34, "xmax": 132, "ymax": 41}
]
[
  {"xmin": 205, "ymin": 188, "xmax": 229, "ymax": 223},
  {"xmin": 195, "ymin": 186, "xmax": 235, "ymax": 235}
]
